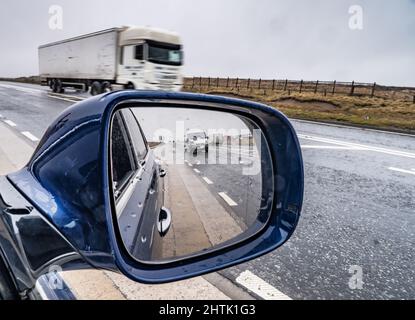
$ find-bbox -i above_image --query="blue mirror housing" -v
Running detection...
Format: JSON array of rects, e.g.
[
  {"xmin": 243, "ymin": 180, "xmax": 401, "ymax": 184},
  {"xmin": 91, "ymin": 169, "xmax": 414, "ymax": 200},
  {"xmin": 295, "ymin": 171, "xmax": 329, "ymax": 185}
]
[{"xmin": 7, "ymin": 90, "xmax": 303, "ymax": 284}]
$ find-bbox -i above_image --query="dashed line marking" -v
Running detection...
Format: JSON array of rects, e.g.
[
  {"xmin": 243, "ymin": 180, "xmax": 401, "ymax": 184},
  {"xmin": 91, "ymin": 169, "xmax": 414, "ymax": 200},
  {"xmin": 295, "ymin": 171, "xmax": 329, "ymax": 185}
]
[
  {"xmin": 4, "ymin": 120, "xmax": 17, "ymax": 127},
  {"xmin": 202, "ymin": 177, "xmax": 213, "ymax": 184},
  {"xmin": 236, "ymin": 270, "xmax": 291, "ymax": 300},
  {"xmin": 218, "ymin": 192, "xmax": 238, "ymax": 206},
  {"xmin": 388, "ymin": 167, "xmax": 415, "ymax": 176},
  {"xmin": 188, "ymin": 163, "xmax": 193, "ymax": 167},
  {"xmin": 193, "ymin": 168, "xmax": 200, "ymax": 173},
  {"xmin": 21, "ymin": 131, "xmax": 40, "ymax": 142}
]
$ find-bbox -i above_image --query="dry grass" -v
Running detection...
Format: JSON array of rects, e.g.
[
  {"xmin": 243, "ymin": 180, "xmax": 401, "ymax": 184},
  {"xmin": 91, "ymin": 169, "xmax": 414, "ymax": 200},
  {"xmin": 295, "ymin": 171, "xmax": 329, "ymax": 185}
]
[{"xmin": 184, "ymin": 85, "xmax": 415, "ymax": 134}]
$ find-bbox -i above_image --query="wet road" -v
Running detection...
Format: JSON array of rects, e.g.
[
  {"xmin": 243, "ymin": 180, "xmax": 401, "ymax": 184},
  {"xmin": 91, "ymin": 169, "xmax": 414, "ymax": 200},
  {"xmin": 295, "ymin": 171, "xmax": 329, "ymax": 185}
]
[{"xmin": 0, "ymin": 81, "xmax": 414, "ymax": 299}]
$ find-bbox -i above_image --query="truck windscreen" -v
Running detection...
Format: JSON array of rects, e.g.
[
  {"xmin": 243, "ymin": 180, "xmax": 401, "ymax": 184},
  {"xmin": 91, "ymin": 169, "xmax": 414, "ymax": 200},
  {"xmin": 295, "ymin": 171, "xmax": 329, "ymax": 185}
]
[{"xmin": 147, "ymin": 40, "xmax": 183, "ymax": 66}]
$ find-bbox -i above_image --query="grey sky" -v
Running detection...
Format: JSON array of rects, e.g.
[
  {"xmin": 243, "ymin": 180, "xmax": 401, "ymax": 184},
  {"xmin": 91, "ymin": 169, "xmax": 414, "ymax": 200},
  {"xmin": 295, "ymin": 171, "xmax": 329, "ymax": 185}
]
[{"xmin": 1, "ymin": 0, "xmax": 414, "ymax": 86}]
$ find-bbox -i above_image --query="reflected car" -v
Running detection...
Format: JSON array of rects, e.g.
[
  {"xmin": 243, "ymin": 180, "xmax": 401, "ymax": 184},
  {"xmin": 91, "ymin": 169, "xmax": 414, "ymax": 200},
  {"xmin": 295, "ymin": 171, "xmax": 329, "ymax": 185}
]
[{"xmin": 184, "ymin": 129, "xmax": 209, "ymax": 154}]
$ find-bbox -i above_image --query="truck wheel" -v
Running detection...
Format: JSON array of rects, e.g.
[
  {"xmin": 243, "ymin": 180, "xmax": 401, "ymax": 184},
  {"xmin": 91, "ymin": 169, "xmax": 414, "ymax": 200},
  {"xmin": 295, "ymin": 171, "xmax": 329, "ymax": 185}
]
[
  {"xmin": 52, "ymin": 80, "xmax": 58, "ymax": 93},
  {"xmin": 125, "ymin": 83, "xmax": 135, "ymax": 90},
  {"xmin": 91, "ymin": 81, "xmax": 102, "ymax": 96},
  {"xmin": 102, "ymin": 81, "xmax": 112, "ymax": 93},
  {"xmin": 52, "ymin": 80, "xmax": 64, "ymax": 93}
]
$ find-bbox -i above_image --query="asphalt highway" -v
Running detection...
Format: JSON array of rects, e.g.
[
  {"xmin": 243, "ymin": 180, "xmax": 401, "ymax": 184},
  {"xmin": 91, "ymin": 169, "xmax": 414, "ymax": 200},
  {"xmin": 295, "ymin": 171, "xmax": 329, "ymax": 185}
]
[{"xmin": 0, "ymin": 81, "xmax": 413, "ymax": 299}]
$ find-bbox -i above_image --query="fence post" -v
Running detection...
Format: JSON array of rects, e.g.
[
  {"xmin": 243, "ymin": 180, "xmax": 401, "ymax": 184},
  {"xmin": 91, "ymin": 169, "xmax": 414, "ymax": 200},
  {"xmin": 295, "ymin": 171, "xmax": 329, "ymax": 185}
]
[
  {"xmin": 413, "ymin": 95, "xmax": 415, "ymax": 104},
  {"xmin": 208, "ymin": 77, "xmax": 211, "ymax": 88},
  {"xmin": 236, "ymin": 78, "xmax": 239, "ymax": 88},
  {"xmin": 258, "ymin": 78, "xmax": 262, "ymax": 89},
  {"xmin": 284, "ymin": 79, "xmax": 288, "ymax": 91},
  {"xmin": 226, "ymin": 77, "xmax": 229, "ymax": 88},
  {"xmin": 324, "ymin": 89, "xmax": 327, "ymax": 96},
  {"xmin": 192, "ymin": 77, "xmax": 195, "ymax": 89},
  {"xmin": 217, "ymin": 77, "xmax": 219, "ymax": 87},
  {"xmin": 350, "ymin": 81, "xmax": 355, "ymax": 96},
  {"xmin": 200, "ymin": 77, "xmax": 202, "ymax": 87},
  {"xmin": 299, "ymin": 80, "xmax": 303, "ymax": 93},
  {"xmin": 314, "ymin": 80, "xmax": 319, "ymax": 94},
  {"xmin": 371, "ymin": 82, "xmax": 376, "ymax": 98},
  {"xmin": 247, "ymin": 78, "xmax": 250, "ymax": 89},
  {"xmin": 332, "ymin": 80, "xmax": 336, "ymax": 94},
  {"xmin": 272, "ymin": 79, "xmax": 275, "ymax": 91}
]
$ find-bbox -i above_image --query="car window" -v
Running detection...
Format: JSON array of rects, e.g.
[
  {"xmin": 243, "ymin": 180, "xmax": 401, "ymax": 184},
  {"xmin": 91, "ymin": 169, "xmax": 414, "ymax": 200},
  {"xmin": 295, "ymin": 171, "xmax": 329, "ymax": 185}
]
[
  {"xmin": 111, "ymin": 112, "xmax": 136, "ymax": 198},
  {"xmin": 121, "ymin": 109, "xmax": 148, "ymax": 163}
]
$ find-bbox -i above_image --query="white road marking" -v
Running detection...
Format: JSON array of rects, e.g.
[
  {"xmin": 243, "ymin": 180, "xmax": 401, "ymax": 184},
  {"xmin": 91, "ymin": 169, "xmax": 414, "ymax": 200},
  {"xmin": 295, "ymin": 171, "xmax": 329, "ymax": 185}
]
[
  {"xmin": 388, "ymin": 167, "xmax": 415, "ymax": 176},
  {"xmin": 47, "ymin": 94, "xmax": 79, "ymax": 103},
  {"xmin": 202, "ymin": 177, "xmax": 213, "ymax": 184},
  {"xmin": 301, "ymin": 145, "xmax": 363, "ymax": 150},
  {"xmin": 193, "ymin": 168, "xmax": 200, "ymax": 173},
  {"xmin": 291, "ymin": 118, "xmax": 415, "ymax": 138},
  {"xmin": 236, "ymin": 270, "xmax": 291, "ymax": 300},
  {"xmin": 218, "ymin": 192, "xmax": 238, "ymax": 206},
  {"xmin": 21, "ymin": 131, "xmax": 40, "ymax": 142},
  {"xmin": 48, "ymin": 92, "xmax": 85, "ymax": 101},
  {"xmin": 3, "ymin": 120, "xmax": 16, "ymax": 127},
  {"xmin": 0, "ymin": 83, "xmax": 43, "ymax": 94},
  {"xmin": 188, "ymin": 163, "xmax": 193, "ymax": 167},
  {"xmin": 298, "ymin": 134, "xmax": 415, "ymax": 159}
]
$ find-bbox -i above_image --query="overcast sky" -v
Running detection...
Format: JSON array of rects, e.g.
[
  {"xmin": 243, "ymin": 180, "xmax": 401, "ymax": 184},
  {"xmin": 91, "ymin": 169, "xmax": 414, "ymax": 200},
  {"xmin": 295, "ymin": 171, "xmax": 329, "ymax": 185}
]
[{"xmin": 1, "ymin": 0, "xmax": 414, "ymax": 86}]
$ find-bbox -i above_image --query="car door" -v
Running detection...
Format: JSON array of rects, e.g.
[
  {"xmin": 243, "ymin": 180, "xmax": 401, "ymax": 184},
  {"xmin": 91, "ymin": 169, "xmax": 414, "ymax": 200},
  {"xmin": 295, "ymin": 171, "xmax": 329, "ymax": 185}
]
[{"xmin": 111, "ymin": 109, "xmax": 164, "ymax": 261}]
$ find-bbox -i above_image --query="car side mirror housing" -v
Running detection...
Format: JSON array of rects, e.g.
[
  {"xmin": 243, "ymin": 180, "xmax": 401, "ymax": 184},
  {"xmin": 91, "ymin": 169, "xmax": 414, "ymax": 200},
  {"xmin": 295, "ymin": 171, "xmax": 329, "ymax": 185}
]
[{"xmin": 6, "ymin": 91, "xmax": 303, "ymax": 284}]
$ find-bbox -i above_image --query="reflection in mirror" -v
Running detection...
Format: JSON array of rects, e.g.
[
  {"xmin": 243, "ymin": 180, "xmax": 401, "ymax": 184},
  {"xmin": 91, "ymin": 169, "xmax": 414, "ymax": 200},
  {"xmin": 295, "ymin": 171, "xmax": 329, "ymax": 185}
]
[{"xmin": 110, "ymin": 106, "xmax": 273, "ymax": 263}]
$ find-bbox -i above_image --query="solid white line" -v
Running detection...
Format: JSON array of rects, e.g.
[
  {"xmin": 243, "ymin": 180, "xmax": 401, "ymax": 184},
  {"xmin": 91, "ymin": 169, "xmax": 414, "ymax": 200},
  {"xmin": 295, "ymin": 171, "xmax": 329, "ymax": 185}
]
[
  {"xmin": 236, "ymin": 270, "xmax": 291, "ymax": 300},
  {"xmin": 193, "ymin": 168, "xmax": 200, "ymax": 173},
  {"xmin": 47, "ymin": 94, "xmax": 79, "ymax": 103},
  {"xmin": 218, "ymin": 192, "xmax": 238, "ymax": 206},
  {"xmin": 298, "ymin": 134, "xmax": 415, "ymax": 159},
  {"xmin": 202, "ymin": 177, "xmax": 213, "ymax": 184},
  {"xmin": 3, "ymin": 120, "xmax": 16, "ymax": 127},
  {"xmin": 21, "ymin": 131, "xmax": 40, "ymax": 142},
  {"xmin": 388, "ymin": 167, "xmax": 415, "ymax": 176},
  {"xmin": 301, "ymin": 145, "xmax": 363, "ymax": 150},
  {"xmin": 291, "ymin": 118, "xmax": 415, "ymax": 138},
  {"xmin": 48, "ymin": 92, "xmax": 85, "ymax": 101},
  {"xmin": 0, "ymin": 83, "xmax": 43, "ymax": 94}
]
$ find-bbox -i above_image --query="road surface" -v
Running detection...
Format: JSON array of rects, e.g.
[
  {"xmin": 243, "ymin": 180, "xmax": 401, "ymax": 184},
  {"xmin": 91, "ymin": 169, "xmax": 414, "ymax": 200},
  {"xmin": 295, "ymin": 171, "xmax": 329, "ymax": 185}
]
[{"xmin": 0, "ymin": 81, "xmax": 413, "ymax": 299}]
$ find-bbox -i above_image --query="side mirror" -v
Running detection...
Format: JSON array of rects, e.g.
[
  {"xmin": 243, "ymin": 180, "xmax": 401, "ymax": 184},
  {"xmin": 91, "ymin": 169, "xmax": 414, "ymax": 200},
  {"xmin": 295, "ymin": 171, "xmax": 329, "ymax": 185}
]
[{"xmin": 6, "ymin": 91, "xmax": 303, "ymax": 284}]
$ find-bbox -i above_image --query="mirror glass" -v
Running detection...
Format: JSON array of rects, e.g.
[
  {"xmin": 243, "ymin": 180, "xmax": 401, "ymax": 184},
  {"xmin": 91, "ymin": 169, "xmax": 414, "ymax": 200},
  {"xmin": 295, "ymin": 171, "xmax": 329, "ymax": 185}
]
[{"xmin": 110, "ymin": 106, "xmax": 273, "ymax": 262}]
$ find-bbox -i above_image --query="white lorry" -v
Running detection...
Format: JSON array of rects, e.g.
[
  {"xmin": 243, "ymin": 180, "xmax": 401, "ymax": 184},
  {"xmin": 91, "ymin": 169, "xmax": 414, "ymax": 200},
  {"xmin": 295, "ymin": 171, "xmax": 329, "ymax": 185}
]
[{"xmin": 38, "ymin": 26, "xmax": 183, "ymax": 95}]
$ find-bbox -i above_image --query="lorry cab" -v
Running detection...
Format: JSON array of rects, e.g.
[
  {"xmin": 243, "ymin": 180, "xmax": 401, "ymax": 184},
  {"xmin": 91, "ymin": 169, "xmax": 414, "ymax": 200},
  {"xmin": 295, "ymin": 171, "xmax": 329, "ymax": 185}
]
[{"xmin": 117, "ymin": 26, "xmax": 183, "ymax": 92}]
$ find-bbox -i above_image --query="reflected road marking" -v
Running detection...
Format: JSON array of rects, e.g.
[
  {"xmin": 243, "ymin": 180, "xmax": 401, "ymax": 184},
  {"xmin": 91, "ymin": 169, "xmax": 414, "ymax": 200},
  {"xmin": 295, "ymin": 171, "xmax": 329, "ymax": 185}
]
[
  {"xmin": 202, "ymin": 177, "xmax": 213, "ymax": 184},
  {"xmin": 218, "ymin": 192, "xmax": 238, "ymax": 206}
]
